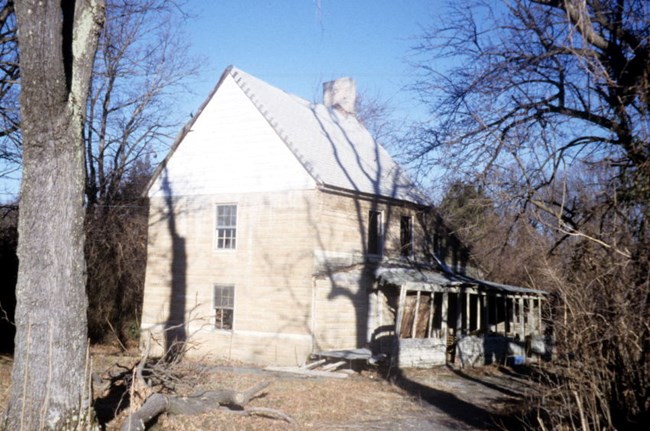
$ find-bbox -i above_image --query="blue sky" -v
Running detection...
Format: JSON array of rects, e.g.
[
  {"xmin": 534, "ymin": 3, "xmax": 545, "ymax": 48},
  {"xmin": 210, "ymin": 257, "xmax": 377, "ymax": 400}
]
[
  {"xmin": 182, "ymin": 0, "xmax": 442, "ymax": 121},
  {"xmin": 0, "ymin": 0, "xmax": 447, "ymax": 201}
]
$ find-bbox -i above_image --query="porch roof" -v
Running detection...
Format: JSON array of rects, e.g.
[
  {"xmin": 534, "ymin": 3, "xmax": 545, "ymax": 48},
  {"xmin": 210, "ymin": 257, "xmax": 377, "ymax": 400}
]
[{"xmin": 375, "ymin": 266, "xmax": 547, "ymax": 296}]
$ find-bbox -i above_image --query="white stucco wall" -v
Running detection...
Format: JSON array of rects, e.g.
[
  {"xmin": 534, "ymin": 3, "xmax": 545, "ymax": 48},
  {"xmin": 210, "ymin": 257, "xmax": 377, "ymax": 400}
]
[{"xmin": 148, "ymin": 75, "xmax": 316, "ymax": 198}]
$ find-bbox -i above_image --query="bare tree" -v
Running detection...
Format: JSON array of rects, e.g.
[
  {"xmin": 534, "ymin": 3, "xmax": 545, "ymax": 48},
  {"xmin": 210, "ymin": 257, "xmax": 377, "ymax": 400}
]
[
  {"xmin": 0, "ymin": 0, "xmax": 197, "ymax": 349},
  {"xmin": 436, "ymin": 180, "xmax": 553, "ymax": 285},
  {"xmin": 84, "ymin": 0, "xmax": 196, "ymax": 207},
  {"xmin": 0, "ymin": 0, "xmax": 19, "ymax": 181},
  {"xmin": 411, "ymin": 0, "xmax": 649, "ymax": 428},
  {"xmin": 83, "ymin": 0, "xmax": 198, "ymax": 345},
  {"xmin": 4, "ymin": 0, "xmax": 104, "ymax": 429},
  {"xmin": 412, "ymin": 0, "xmax": 648, "ymax": 225}
]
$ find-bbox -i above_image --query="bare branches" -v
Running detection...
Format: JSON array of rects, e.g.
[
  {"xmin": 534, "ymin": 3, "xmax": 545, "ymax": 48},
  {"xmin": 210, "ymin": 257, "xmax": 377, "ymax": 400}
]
[
  {"xmin": 0, "ymin": 0, "xmax": 19, "ymax": 178},
  {"xmin": 411, "ymin": 2, "xmax": 650, "ymax": 428},
  {"xmin": 115, "ymin": 331, "xmax": 291, "ymax": 430},
  {"xmin": 84, "ymin": 0, "xmax": 199, "ymax": 207},
  {"xmin": 411, "ymin": 0, "xmax": 649, "ymax": 249}
]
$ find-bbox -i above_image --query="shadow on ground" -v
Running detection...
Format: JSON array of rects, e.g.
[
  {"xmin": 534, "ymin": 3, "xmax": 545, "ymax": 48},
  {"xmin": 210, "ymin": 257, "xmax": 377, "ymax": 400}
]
[{"xmin": 389, "ymin": 364, "xmax": 532, "ymax": 430}]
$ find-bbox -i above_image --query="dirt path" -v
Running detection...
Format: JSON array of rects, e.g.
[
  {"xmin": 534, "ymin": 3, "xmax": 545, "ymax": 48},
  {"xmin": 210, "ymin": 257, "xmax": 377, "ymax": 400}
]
[
  {"xmin": 189, "ymin": 363, "xmax": 532, "ymax": 430},
  {"xmin": 297, "ymin": 366, "xmax": 531, "ymax": 431},
  {"xmin": 384, "ymin": 366, "xmax": 531, "ymax": 430}
]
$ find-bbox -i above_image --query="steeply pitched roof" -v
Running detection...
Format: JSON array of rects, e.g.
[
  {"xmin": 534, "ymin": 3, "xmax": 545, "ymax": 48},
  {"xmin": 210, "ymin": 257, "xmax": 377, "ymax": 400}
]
[
  {"xmin": 148, "ymin": 66, "xmax": 428, "ymax": 205},
  {"xmin": 228, "ymin": 67, "xmax": 426, "ymax": 204}
]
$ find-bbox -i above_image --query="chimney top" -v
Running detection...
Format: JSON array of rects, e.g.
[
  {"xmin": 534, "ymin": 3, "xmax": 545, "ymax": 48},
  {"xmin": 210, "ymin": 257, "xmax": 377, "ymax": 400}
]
[{"xmin": 323, "ymin": 77, "xmax": 356, "ymax": 115}]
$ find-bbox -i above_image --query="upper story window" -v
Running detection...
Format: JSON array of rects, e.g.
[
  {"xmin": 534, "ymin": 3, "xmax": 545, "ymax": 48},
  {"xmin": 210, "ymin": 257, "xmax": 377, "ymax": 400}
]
[
  {"xmin": 400, "ymin": 215, "xmax": 413, "ymax": 257},
  {"xmin": 368, "ymin": 210, "xmax": 383, "ymax": 256},
  {"xmin": 216, "ymin": 204, "xmax": 237, "ymax": 249}
]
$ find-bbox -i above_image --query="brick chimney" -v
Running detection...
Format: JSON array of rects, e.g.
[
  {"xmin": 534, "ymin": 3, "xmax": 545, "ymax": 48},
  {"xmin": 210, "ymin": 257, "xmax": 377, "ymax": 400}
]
[{"xmin": 323, "ymin": 77, "xmax": 356, "ymax": 115}]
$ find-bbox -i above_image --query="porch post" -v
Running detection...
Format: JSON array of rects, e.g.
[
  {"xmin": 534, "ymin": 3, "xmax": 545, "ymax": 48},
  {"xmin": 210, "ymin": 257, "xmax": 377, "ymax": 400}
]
[
  {"xmin": 455, "ymin": 291, "xmax": 463, "ymax": 335},
  {"xmin": 441, "ymin": 291, "xmax": 448, "ymax": 338},
  {"xmin": 490, "ymin": 294, "xmax": 498, "ymax": 333},
  {"xmin": 518, "ymin": 296, "xmax": 525, "ymax": 338},
  {"xmin": 427, "ymin": 292, "xmax": 435, "ymax": 338},
  {"xmin": 527, "ymin": 296, "xmax": 534, "ymax": 335},
  {"xmin": 485, "ymin": 295, "xmax": 489, "ymax": 332},
  {"xmin": 395, "ymin": 285, "xmax": 406, "ymax": 338},
  {"xmin": 411, "ymin": 290, "xmax": 421, "ymax": 338},
  {"xmin": 476, "ymin": 292, "xmax": 482, "ymax": 332},
  {"xmin": 465, "ymin": 291, "xmax": 471, "ymax": 334},
  {"xmin": 537, "ymin": 297, "xmax": 543, "ymax": 334},
  {"xmin": 509, "ymin": 297, "xmax": 516, "ymax": 335},
  {"xmin": 504, "ymin": 296, "xmax": 510, "ymax": 335}
]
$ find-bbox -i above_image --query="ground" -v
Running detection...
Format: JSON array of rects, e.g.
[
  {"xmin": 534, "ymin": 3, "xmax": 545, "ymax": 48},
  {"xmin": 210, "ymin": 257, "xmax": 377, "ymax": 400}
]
[{"xmin": 0, "ymin": 347, "xmax": 535, "ymax": 430}]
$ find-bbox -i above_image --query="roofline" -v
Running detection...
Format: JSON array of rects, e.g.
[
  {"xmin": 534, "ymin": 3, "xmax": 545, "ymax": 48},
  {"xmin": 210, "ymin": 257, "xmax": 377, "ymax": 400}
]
[
  {"xmin": 144, "ymin": 66, "xmax": 432, "ymax": 205},
  {"xmin": 227, "ymin": 68, "xmax": 325, "ymax": 187},
  {"xmin": 432, "ymin": 254, "xmax": 547, "ymax": 295},
  {"xmin": 142, "ymin": 65, "xmax": 236, "ymax": 198},
  {"xmin": 318, "ymin": 183, "xmax": 431, "ymax": 209},
  {"xmin": 228, "ymin": 68, "xmax": 432, "ymax": 204}
]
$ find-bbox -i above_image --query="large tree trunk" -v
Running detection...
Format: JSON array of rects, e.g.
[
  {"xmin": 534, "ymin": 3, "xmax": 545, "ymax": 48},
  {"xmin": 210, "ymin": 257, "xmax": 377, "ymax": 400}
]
[{"xmin": 4, "ymin": 1, "xmax": 104, "ymax": 429}]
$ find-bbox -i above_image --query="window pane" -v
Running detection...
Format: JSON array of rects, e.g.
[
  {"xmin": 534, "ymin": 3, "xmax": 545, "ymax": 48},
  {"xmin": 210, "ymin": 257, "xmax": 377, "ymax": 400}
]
[
  {"xmin": 214, "ymin": 284, "xmax": 234, "ymax": 307},
  {"xmin": 217, "ymin": 309, "xmax": 233, "ymax": 330},
  {"xmin": 221, "ymin": 286, "xmax": 233, "ymax": 307},
  {"xmin": 216, "ymin": 205, "xmax": 237, "ymax": 249},
  {"xmin": 217, "ymin": 205, "xmax": 236, "ymax": 227},
  {"xmin": 214, "ymin": 284, "xmax": 235, "ymax": 330}
]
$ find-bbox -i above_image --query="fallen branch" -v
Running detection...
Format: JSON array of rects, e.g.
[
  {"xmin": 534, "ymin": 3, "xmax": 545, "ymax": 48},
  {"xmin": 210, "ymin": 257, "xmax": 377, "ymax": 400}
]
[
  {"xmin": 222, "ymin": 406, "xmax": 296, "ymax": 424},
  {"xmin": 121, "ymin": 381, "xmax": 274, "ymax": 431}
]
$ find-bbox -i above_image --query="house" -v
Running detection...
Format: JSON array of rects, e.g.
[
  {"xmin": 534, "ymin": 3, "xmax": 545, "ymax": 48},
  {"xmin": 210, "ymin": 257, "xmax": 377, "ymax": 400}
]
[{"xmin": 141, "ymin": 66, "xmax": 546, "ymax": 367}]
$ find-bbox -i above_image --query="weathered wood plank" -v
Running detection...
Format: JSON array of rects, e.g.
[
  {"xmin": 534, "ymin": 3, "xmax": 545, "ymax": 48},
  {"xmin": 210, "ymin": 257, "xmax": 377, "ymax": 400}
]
[{"xmin": 264, "ymin": 366, "xmax": 348, "ymax": 379}]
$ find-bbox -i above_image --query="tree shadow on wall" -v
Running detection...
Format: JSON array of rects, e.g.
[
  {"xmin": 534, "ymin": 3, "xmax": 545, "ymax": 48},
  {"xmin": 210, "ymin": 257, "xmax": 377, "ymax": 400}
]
[{"xmin": 160, "ymin": 170, "xmax": 187, "ymax": 360}]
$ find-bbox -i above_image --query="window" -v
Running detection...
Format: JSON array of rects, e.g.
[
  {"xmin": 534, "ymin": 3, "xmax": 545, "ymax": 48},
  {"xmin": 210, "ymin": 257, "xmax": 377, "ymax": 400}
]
[
  {"xmin": 214, "ymin": 284, "xmax": 234, "ymax": 330},
  {"xmin": 216, "ymin": 204, "xmax": 237, "ymax": 249},
  {"xmin": 400, "ymin": 215, "xmax": 413, "ymax": 257},
  {"xmin": 368, "ymin": 210, "xmax": 383, "ymax": 255}
]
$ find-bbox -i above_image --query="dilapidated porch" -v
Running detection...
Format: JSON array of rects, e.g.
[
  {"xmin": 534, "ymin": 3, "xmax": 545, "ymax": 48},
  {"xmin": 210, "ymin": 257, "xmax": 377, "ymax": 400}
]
[{"xmin": 372, "ymin": 266, "xmax": 548, "ymax": 367}]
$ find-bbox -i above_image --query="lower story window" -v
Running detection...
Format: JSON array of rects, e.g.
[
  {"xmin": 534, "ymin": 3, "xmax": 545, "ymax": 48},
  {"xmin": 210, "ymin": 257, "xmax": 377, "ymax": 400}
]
[{"xmin": 214, "ymin": 284, "xmax": 234, "ymax": 330}]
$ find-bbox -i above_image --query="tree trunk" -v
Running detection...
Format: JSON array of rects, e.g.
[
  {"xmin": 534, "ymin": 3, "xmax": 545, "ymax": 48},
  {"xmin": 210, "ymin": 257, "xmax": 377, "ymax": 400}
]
[{"xmin": 4, "ymin": 1, "xmax": 104, "ymax": 429}]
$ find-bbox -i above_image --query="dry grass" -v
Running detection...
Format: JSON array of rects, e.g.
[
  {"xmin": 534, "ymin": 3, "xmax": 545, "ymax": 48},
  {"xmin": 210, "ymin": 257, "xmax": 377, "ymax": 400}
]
[
  {"xmin": 150, "ymin": 372, "xmax": 420, "ymax": 431},
  {"xmin": 0, "ymin": 346, "xmax": 527, "ymax": 430}
]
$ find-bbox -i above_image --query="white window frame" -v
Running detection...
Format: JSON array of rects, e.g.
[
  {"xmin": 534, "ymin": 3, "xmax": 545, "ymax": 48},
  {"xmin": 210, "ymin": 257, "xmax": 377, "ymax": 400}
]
[
  {"xmin": 213, "ymin": 284, "xmax": 235, "ymax": 330},
  {"xmin": 215, "ymin": 203, "xmax": 237, "ymax": 250}
]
